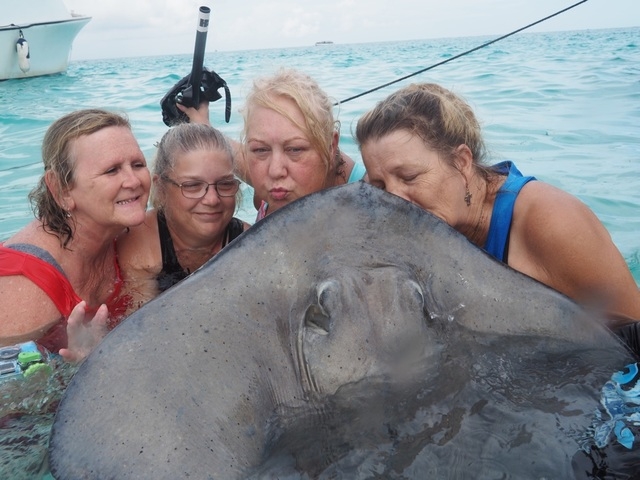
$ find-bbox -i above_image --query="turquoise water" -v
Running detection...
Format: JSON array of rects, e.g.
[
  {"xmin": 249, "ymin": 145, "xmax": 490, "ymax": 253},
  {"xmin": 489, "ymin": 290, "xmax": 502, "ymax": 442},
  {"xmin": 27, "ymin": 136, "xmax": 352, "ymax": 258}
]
[
  {"xmin": 1, "ymin": 27, "xmax": 638, "ymax": 282},
  {"xmin": 0, "ymin": 26, "xmax": 639, "ymax": 477}
]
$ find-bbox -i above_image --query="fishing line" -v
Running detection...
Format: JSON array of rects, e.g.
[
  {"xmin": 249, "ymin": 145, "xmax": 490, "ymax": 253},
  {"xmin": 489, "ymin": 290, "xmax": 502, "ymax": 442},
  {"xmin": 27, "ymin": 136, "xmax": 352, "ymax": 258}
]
[
  {"xmin": 0, "ymin": 1, "xmax": 588, "ymax": 175},
  {"xmin": 335, "ymin": 0, "xmax": 589, "ymax": 106}
]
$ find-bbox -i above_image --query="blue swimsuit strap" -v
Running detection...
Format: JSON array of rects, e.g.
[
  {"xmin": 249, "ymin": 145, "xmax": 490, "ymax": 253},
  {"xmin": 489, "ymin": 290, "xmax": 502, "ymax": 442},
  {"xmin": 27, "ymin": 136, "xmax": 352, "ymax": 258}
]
[
  {"xmin": 484, "ymin": 161, "xmax": 536, "ymax": 262},
  {"xmin": 348, "ymin": 161, "xmax": 367, "ymax": 183}
]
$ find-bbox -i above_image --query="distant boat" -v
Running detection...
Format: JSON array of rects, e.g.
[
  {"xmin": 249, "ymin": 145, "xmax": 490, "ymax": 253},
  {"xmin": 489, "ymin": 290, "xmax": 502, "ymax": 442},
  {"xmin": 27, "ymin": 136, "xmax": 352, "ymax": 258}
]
[
  {"xmin": 315, "ymin": 41, "xmax": 334, "ymax": 46},
  {"xmin": 0, "ymin": 0, "xmax": 91, "ymax": 81}
]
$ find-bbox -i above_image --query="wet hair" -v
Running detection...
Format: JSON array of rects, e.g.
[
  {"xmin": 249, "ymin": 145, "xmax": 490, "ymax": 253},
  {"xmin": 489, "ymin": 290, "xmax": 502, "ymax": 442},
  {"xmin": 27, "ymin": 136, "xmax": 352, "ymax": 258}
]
[
  {"xmin": 240, "ymin": 68, "xmax": 344, "ymax": 179},
  {"xmin": 355, "ymin": 83, "xmax": 488, "ymax": 174},
  {"xmin": 29, "ymin": 108, "xmax": 132, "ymax": 247},
  {"xmin": 151, "ymin": 122, "xmax": 239, "ymax": 210}
]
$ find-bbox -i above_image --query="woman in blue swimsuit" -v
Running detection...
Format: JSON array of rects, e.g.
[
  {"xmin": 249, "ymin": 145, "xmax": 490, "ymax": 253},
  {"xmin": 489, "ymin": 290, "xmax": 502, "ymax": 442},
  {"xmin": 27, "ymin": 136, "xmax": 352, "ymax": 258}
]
[{"xmin": 355, "ymin": 82, "xmax": 640, "ymax": 331}]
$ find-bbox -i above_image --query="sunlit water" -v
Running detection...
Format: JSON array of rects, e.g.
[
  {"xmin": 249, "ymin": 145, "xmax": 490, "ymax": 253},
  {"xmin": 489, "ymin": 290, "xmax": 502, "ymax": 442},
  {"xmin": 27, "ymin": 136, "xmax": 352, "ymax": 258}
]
[{"xmin": 0, "ymin": 26, "xmax": 639, "ymax": 478}]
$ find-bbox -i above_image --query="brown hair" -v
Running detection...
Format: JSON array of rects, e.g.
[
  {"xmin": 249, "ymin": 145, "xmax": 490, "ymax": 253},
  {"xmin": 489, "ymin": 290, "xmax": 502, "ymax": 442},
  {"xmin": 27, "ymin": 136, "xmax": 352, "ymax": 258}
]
[
  {"xmin": 356, "ymin": 83, "xmax": 488, "ymax": 174},
  {"xmin": 29, "ymin": 109, "xmax": 132, "ymax": 247}
]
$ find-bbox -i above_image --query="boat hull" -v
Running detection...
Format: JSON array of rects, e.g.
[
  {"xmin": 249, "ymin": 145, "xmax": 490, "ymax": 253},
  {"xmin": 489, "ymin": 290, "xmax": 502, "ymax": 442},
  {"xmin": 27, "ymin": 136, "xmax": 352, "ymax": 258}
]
[{"xmin": 0, "ymin": 17, "xmax": 90, "ymax": 80}]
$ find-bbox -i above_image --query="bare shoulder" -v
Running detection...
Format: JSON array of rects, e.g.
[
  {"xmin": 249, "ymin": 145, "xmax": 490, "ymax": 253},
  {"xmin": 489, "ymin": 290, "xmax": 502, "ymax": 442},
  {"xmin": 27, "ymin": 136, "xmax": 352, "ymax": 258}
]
[
  {"xmin": 0, "ymin": 275, "xmax": 61, "ymax": 344},
  {"xmin": 508, "ymin": 180, "xmax": 640, "ymax": 320},
  {"xmin": 117, "ymin": 210, "xmax": 161, "ymax": 272},
  {"xmin": 0, "ymin": 224, "xmax": 68, "ymax": 343},
  {"xmin": 513, "ymin": 181, "xmax": 610, "ymax": 247}
]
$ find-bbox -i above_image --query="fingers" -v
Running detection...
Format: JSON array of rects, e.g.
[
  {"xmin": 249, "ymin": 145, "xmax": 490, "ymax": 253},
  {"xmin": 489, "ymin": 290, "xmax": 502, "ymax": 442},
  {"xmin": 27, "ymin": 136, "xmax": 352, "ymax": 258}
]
[
  {"xmin": 93, "ymin": 304, "xmax": 110, "ymax": 334},
  {"xmin": 67, "ymin": 300, "xmax": 87, "ymax": 326},
  {"xmin": 62, "ymin": 302, "xmax": 110, "ymax": 364},
  {"xmin": 58, "ymin": 347, "xmax": 79, "ymax": 363},
  {"xmin": 176, "ymin": 100, "xmax": 211, "ymax": 125}
]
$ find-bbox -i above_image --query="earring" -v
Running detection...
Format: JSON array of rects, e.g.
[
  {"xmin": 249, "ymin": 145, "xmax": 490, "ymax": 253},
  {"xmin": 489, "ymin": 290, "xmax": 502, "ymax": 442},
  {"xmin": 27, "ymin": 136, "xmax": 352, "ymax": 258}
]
[
  {"xmin": 62, "ymin": 203, "xmax": 72, "ymax": 218},
  {"xmin": 464, "ymin": 186, "xmax": 472, "ymax": 206}
]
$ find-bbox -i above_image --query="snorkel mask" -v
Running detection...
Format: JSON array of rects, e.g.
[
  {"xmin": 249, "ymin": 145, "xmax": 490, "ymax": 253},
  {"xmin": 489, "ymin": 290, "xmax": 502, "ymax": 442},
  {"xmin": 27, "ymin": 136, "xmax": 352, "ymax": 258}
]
[
  {"xmin": 160, "ymin": 68, "xmax": 231, "ymax": 126},
  {"xmin": 160, "ymin": 6, "xmax": 231, "ymax": 127}
]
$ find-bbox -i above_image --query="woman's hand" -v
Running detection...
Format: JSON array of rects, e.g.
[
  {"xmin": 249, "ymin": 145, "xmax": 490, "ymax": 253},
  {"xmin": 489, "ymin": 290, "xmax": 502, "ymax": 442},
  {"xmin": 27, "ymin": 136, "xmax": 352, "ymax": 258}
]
[
  {"xmin": 176, "ymin": 100, "xmax": 211, "ymax": 125},
  {"xmin": 59, "ymin": 301, "xmax": 109, "ymax": 363}
]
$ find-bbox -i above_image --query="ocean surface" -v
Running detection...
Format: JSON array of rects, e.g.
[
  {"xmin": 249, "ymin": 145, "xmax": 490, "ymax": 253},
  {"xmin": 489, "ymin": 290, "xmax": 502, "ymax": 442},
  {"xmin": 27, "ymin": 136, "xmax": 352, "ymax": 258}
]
[
  {"xmin": 0, "ymin": 26, "xmax": 639, "ymax": 477},
  {"xmin": 1, "ymin": 27, "xmax": 639, "ymax": 281}
]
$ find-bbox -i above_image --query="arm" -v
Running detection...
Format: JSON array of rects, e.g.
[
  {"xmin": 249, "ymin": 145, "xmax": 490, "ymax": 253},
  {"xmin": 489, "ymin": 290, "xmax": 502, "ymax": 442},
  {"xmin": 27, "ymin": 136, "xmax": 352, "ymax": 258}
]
[
  {"xmin": 0, "ymin": 278, "xmax": 108, "ymax": 362},
  {"xmin": 509, "ymin": 182, "xmax": 640, "ymax": 326},
  {"xmin": 176, "ymin": 99, "xmax": 211, "ymax": 125},
  {"xmin": 176, "ymin": 101, "xmax": 251, "ymax": 185},
  {"xmin": 0, "ymin": 276, "xmax": 62, "ymax": 346}
]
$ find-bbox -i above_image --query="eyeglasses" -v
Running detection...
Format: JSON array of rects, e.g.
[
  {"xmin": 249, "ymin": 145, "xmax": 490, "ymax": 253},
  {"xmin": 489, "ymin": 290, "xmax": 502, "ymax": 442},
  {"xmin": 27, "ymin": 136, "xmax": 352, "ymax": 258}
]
[{"xmin": 161, "ymin": 176, "xmax": 240, "ymax": 199}]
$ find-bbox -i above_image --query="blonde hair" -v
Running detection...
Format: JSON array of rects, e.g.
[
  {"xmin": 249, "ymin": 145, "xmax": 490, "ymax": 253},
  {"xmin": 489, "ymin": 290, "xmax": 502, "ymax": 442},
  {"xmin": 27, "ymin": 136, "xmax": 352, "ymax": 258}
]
[{"xmin": 240, "ymin": 68, "xmax": 343, "ymax": 177}]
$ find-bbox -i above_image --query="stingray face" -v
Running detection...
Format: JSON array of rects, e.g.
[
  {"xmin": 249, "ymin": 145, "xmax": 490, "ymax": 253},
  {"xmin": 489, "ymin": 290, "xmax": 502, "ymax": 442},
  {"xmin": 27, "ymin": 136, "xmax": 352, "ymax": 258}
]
[{"xmin": 295, "ymin": 265, "xmax": 438, "ymax": 396}]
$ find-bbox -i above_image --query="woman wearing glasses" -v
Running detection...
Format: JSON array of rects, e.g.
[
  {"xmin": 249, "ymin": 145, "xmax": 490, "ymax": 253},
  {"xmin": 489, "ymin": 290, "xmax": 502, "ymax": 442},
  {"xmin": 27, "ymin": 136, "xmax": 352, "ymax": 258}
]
[{"xmin": 117, "ymin": 123, "xmax": 249, "ymax": 310}]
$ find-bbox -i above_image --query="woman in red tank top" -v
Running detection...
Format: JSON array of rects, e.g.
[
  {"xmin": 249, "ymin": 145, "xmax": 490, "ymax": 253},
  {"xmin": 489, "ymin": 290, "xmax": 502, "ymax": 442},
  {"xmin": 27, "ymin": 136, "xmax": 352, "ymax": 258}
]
[{"xmin": 0, "ymin": 109, "xmax": 151, "ymax": 358}]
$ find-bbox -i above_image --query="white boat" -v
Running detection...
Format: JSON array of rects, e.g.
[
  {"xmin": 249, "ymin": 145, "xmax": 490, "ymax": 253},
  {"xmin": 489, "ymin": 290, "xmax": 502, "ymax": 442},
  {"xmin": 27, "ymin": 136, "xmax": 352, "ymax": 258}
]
[{"xmin": 0, "ymin": 0, "xmax": 90, "ymax": 80}]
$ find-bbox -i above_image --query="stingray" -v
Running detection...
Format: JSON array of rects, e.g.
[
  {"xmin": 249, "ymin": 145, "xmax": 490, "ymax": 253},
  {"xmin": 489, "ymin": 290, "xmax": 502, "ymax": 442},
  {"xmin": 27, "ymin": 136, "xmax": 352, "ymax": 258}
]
[{"xmin": 49, "ymin": 182, "xmax": 639, "ymax": 479}]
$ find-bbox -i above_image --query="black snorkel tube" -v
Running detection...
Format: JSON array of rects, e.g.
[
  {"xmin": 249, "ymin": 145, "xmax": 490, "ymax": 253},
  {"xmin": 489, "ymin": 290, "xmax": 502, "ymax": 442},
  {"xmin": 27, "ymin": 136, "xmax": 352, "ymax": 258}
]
[{"xmin": 160, "ymin": 5, "xmax": 231, "ymax": 127}]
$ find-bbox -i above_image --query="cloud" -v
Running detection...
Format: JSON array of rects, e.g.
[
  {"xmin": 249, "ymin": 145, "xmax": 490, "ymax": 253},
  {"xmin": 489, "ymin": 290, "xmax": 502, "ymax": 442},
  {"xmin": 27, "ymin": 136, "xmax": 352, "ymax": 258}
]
[
  {"xmin": 62, "ymin": 0, "xmax": 640, "ymax": 60},
  {"xmin": 282, "ymin": 8, "xmax": 322, "ymax": 38}
]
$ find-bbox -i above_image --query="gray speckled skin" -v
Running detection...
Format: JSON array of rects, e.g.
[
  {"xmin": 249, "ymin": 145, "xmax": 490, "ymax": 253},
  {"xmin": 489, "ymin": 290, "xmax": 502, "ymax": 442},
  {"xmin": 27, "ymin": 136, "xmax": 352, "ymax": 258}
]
[{"xmin": 49, "ymin": 182, "xmax": 635, "ymax": 479}]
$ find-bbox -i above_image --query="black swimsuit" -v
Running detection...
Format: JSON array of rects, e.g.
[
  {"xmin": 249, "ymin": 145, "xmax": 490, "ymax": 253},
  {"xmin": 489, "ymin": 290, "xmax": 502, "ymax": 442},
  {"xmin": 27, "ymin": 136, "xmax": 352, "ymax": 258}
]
[{"xmin": 156, "ymin": 211, "xmax": 244, "ymax": 292}]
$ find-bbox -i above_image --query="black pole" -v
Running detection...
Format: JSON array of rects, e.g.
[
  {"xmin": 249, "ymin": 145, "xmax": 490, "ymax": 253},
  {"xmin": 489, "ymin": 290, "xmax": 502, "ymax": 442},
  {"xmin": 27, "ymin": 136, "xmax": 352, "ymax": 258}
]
[{"xmin": 186, "ymin": 6, "xmax": 210, "ymax": 108}]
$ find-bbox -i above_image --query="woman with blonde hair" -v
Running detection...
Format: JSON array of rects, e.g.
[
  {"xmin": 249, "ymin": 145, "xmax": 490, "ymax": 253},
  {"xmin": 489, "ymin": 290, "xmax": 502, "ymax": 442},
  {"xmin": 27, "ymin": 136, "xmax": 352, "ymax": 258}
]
[{"xmin": 180, "ymin": 68, "xmax": 366, "ymax": 220}]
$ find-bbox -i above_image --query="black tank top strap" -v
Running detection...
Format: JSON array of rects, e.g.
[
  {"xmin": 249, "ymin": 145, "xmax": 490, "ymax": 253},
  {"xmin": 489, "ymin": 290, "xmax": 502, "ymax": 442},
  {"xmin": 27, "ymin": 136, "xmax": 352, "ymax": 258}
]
[
  {"xmin": 222, "ymin": 217, "xmax": 245, "ymax": 248},
  {"xmin": 156, "ymin": 210, "xmax": 189, "ymax": 292},
  {"xmin": 156, "ymin": 214, "xmax": 244, "ymax": 292}
]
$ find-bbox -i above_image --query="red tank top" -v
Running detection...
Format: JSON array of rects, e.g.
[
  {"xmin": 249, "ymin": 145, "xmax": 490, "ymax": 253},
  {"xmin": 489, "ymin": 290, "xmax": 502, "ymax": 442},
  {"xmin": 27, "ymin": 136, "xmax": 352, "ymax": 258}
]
[{"xmin": 0, "ymin": 243, "xmax": 131, "ymax": 353}]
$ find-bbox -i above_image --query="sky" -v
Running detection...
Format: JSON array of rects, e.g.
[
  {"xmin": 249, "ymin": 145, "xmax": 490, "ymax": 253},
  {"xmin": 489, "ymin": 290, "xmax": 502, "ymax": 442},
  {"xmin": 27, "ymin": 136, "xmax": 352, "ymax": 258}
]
[{"xmin": 63, "ymin": 0, "xmax": 639, "ymax": 60}]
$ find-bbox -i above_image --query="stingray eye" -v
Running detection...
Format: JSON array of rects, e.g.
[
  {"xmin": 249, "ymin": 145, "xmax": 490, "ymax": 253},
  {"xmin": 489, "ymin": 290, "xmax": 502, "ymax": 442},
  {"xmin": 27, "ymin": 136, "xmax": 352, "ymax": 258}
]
[
  {"xmin": 304, "ymin": 280, "xmax": 339, "ymax": 335},
  {"xmin": 304, "ymin": 304, "xmax": 330, "ymax": 335}
]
